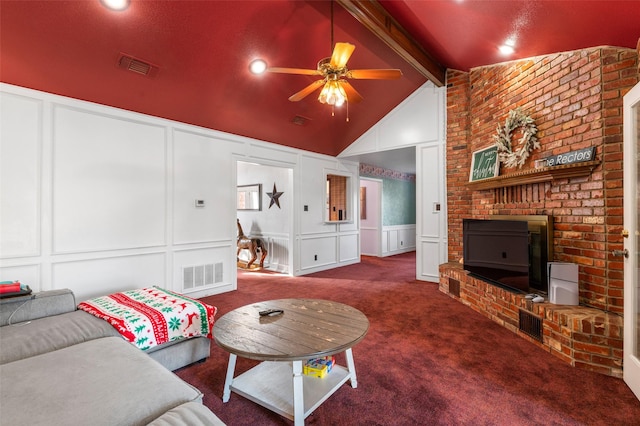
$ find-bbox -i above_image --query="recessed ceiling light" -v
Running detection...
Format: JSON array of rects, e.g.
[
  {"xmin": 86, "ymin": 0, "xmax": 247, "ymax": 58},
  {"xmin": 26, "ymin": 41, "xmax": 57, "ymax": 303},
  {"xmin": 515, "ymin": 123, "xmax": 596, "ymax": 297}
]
[
  {"xmin": 249, "ymin": 59, "xmax": 267, "ymax": 75},
  {"xmin": 100, "ymin": 0, "xmax": 130, "ymax": 11},
  {"xmin": 499, "ymin": 37, "xmax": 516, "ymax": 55},
  {"xmin": 499, "ymin": 45, "xmax": 515, "ymax": 55}
]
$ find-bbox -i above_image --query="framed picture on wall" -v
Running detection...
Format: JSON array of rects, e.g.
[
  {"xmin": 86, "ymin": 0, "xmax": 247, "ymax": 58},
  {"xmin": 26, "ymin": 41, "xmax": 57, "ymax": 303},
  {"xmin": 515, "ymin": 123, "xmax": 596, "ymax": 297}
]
[
  {"xmin": 469, "ymin": 146, "xmax": 499, "ymax": 182},
  {"xmin": 237, "ymin": 184, "xmax": 262, "ymax": 210}
]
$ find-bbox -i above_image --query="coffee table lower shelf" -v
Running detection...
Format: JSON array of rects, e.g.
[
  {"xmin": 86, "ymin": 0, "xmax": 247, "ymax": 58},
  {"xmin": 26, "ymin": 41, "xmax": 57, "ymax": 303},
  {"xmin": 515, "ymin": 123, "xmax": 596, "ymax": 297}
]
[{"xmin": 230, "ymin": 361, "xmax": 352, "ymax": 421}]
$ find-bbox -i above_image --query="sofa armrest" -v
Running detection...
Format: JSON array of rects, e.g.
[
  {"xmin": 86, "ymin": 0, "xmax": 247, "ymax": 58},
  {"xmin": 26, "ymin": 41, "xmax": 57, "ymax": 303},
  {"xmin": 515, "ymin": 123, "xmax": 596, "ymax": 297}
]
[{"xmin": 0, "ymin": 289, "xmax": 76, "ymax": 326}]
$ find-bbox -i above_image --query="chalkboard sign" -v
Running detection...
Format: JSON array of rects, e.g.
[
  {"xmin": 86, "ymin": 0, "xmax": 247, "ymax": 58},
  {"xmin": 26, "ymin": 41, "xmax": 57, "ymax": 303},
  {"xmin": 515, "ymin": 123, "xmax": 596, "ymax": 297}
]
[{"xmin": 469, "ymin": 146, "xmax": 499, "ymax": 182}]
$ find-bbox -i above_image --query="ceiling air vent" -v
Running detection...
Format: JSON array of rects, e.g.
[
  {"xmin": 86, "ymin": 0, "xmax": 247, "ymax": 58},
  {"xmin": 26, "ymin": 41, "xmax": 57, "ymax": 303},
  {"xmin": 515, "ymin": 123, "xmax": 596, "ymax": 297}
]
[
  {"xmin": 291, "ymin": 115, "xmax": 311, "ymax": 127},
  {"xmin": 117, "ymin": 53, "xmax": 158, "ymax": 77}
]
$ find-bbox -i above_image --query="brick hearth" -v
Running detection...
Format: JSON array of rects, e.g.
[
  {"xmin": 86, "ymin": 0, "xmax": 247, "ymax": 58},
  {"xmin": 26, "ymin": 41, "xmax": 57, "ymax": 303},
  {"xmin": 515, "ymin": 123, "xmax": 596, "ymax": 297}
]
[{"xmin": 440, "ymin": 263, "xmax": 623, "ymax": 377}]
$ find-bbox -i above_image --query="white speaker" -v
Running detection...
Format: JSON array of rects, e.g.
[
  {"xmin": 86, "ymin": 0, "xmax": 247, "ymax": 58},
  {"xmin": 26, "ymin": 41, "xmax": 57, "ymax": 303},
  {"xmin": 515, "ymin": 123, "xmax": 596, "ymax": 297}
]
[{"xmin": 548, "ymin": 262, "xmax": 579, "ymax": 305}]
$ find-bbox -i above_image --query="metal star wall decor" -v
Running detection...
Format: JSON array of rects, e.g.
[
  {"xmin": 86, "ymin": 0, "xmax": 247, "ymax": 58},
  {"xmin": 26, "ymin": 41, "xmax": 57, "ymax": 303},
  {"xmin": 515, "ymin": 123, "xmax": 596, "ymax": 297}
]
[{"xmin": 266, "ymin": 183, "xmax": 284, "ymax": 209}]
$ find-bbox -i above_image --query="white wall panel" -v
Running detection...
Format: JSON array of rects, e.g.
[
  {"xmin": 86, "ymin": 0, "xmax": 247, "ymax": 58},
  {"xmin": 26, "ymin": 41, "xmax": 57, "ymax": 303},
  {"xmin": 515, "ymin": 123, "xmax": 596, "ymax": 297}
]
[
  {"xmin": 52, "ymin": 106, "xmax": 166, "ymax": 253},
  {"xmin": 245, "ymin": 143, "xmax": 298, "ymax": 165},
  {"xmin": 52, "ymin": 253, "xmax": 166, "ymax": 302},
  {"xmin": 399, "ymin": 228, "xmax": 416, "ymax": 249},
  {"xmin": 0, "ymin": 93, "xmax": 41, "ymax": 258},
  {"xmin": 298, "ymin": 155, "xmax": 338, "ymax": 235},
  {"xmin": 300, "ymin": 236, "xmax": 337, "ymax": 270},
  {"xmin": 340, "ymin": 128, "xmax": 378, "ymax": 157},
  {"xmin": 419, "ymin": 241, "xmax": 441, "ymax": 282},
  {"xmin": 381, "ymin": 231, "xmax": 389, "ymax": 255},
  {"xmin": 339, "ymin": 233, "xmax": 359, "ymax": 262},
  {"xmin": 379, "ymin": 87, "xmax": 441, "ymax": 149},
  {"xmin": 173, "ymin": 130, "xmax": 234, "ymax": 244},
  {"xmin": 419, "ymin": 144, "xmax": 443, "ymax": 238}
]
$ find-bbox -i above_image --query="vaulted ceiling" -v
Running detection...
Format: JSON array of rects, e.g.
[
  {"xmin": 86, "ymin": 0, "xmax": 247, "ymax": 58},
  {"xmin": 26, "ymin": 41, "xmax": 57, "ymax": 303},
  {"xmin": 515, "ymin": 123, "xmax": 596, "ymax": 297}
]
[{"xmin": 1, "ymin": 1, "xmax": 638, "ymax": 158}]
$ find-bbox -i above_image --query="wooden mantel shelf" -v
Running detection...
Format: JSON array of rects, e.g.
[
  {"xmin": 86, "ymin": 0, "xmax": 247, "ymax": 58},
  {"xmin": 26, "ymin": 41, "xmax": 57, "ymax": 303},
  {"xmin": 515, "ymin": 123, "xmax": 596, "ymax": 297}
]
[{"xmin": 467, "ymin": 160, "xmax": 601, "ymax": 191}]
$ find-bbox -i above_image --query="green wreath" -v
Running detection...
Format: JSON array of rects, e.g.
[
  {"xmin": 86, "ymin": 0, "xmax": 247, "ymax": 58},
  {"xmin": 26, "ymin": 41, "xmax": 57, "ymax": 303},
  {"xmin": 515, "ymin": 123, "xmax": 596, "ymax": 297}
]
[{"xmin": 493, "ymin": 108, "xmax": 539, "ymax": 169}]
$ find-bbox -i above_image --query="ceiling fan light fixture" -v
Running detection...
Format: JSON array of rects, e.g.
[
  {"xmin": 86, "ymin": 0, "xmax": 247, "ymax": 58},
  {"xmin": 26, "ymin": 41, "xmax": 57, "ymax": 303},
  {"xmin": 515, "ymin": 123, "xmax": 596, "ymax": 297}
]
[
  {"xmin": 318, "ymin": 80, "xmax": 347, "ymax": 107},
  {"xmin": 249, "ymin": 59, "xmax": 267, "ymax": 75}
]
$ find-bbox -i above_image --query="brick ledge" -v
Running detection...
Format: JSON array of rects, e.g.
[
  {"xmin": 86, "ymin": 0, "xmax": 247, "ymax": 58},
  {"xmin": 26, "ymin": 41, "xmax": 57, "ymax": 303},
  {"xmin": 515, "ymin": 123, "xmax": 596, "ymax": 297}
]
[{"xmin": 439, "ymin": 262, "xmax": 623, "ymax": 378}]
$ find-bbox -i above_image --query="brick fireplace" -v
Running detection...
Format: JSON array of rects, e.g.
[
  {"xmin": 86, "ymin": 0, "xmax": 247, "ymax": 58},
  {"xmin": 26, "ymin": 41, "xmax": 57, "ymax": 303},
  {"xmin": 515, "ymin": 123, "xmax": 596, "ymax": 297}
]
[{"xmin": 442, "ymin": 44, "xmax": 639, "ymax": 377}]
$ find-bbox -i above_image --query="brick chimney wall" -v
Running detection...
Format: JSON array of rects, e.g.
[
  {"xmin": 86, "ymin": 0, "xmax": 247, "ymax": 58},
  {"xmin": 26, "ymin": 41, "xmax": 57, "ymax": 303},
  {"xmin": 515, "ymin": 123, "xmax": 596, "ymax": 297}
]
[
  {"xmin": 445, "ymin": 70, "xmax": 472, "ymax": 262},
  {"xmin": 445, "ymin": 46, "xmax": 638, "ymax": 314}
]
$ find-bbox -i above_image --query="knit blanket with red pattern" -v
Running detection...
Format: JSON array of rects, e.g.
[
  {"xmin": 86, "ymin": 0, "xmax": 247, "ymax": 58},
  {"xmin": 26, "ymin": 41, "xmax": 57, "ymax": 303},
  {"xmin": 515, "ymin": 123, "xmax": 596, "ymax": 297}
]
[{"xmin": 78, "ymin": 286, "xmax": 216, "ymax": 351}]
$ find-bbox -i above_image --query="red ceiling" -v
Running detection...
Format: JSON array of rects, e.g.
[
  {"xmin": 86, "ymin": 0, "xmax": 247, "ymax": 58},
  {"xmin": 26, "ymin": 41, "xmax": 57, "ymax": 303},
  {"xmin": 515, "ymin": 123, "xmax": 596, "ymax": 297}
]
[
  {"xmin": 380, "ymin": 0, "xmax": 640, "ymax": 72},
  {"xmin": 1, "ymin": 1, "xmax": 639, "ymax": 157}
]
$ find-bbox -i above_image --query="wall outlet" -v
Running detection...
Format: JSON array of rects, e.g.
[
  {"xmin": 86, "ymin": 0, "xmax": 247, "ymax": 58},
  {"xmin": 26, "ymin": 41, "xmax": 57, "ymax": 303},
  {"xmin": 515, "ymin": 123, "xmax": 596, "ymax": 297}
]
[
  {"xmin": 314, "ymin": 254, "xmax": 317, "ymax": 261},
  {"xmin": 304, "ymin": 205, "xmax": 308, "ymax": 211}
]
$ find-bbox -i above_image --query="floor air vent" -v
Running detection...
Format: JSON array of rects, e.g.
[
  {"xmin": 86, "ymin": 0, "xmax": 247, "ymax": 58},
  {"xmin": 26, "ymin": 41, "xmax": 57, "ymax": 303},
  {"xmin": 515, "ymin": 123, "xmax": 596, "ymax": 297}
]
[
  {"xmin": 519, "ymin": 309, "xmax": 543, "ymax": 341},
  {"xmin": 449, "ymin": 278, "xmax": 460, "ymax": 297}
]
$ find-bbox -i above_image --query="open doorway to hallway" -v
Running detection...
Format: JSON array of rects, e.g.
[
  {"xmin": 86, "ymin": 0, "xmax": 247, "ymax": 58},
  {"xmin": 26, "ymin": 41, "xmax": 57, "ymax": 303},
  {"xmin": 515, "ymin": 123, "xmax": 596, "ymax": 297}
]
[
  {"xmin": 236, "ymin": 160, "xmax": 293, "ymax": 276},
  {"xmin": 359, "ymin": 162, "xmax": 417, "ymax": 259}
]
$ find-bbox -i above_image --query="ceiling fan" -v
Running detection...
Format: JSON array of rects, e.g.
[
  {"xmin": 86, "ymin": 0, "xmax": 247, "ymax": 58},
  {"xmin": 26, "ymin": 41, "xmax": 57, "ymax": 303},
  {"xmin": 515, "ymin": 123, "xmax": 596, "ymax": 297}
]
[
  {"xmin": 265, "ymin": 1, "xmax": 402, "ymax": 109},
  {"xmin": 267, "ymin": 42, "xmax": 402, "ymax": 107}
]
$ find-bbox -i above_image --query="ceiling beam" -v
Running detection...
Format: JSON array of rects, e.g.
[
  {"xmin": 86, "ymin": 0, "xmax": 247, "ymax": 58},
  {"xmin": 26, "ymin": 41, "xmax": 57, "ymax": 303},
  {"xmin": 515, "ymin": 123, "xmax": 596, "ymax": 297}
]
[{"xmin": 337, "ymin": 0, "xmax": 446, "ymax": 87}]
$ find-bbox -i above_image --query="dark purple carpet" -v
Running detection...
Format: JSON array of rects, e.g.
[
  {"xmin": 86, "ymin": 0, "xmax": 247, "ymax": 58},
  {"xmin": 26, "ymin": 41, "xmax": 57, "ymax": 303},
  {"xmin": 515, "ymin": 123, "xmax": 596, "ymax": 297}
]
[{"xmin": 176, "ymin": 253, "xmax": 640, "ymax": 425}]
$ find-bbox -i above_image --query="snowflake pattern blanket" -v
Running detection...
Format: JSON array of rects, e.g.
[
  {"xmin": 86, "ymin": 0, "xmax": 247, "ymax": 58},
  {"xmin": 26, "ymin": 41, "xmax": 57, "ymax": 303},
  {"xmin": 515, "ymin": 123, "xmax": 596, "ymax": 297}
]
[{"xmin": 78, "ymin": 287, "xmax": 216, "ymax": 351}]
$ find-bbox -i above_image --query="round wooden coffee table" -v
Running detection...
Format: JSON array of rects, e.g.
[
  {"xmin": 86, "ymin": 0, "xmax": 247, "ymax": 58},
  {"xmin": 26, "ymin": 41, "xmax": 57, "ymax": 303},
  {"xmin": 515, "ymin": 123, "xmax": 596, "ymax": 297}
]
[{"xmin": 214, "ymin": 298, "xmax": 369, "ymax": 425}]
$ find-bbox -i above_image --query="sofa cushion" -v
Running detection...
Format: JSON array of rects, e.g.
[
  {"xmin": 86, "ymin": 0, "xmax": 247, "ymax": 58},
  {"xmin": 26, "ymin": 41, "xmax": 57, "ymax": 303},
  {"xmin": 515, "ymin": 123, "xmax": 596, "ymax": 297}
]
[
  {"xmin": 0, "ymin": 310, "xmax": 120, "ymax": 364},
  {"xmin": 0, "ymin": 336, "xmax": 205, "ymax": 426},
  {"xmin": 147, "ymin": 401, "xmax": 226, "ymax": 426}
]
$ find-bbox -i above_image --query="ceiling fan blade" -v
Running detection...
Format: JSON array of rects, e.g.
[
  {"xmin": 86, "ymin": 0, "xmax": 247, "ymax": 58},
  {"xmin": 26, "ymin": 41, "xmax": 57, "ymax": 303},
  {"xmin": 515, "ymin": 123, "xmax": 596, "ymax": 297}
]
[
  {"xmin": 347, "ymin": 69, "xmax": 403, "ymax": 79},
  {"xmin": 267, "ymin": 67, "xmax": 321, "ymax": 76},
  {"xmin": 288, "ymin": 80, "xmax": 326, "ymax": 102},
  {"xmin": 340, "ymin": 81, "xmax": 363, "ymax": 104},
  {"xmin": 330, "ymin": 42, "xmax": 355, "ymax": 69}
]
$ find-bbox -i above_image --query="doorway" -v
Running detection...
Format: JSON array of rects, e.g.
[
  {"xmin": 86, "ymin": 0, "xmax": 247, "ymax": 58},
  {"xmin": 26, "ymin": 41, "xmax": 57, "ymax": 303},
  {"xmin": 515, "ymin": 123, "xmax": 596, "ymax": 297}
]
[
  {"xmin": 236, "ymin": 160, "xmax": 293, "ymax": 275},
  {"xmin": 360, "ymin": 178, "xmax": 382, "ymax": 256}
]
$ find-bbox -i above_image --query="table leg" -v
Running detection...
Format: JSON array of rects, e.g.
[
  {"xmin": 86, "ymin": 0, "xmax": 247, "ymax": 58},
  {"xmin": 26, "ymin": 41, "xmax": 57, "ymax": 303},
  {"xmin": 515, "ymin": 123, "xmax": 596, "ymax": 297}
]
[
  {"xmin": 345, "ymin": 348, "xmax": 358, "ymax": 388},
  {"xmin": 292, "ymin": 360, "xmax": 304, "ymax": 426},
  {"xmin": 222, "ymin": 353, "xmax": 237, "ymax": 403}
]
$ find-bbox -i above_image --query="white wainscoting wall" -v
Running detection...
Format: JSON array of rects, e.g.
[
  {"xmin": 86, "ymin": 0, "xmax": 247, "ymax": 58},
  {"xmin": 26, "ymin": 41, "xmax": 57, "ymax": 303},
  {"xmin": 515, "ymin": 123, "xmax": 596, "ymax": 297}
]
[
  {"xmin": 381, "ymin": 225, "xmax": 417, "ymax": 256},
  {"xmin": 0, "ymin": 83, "xmax": 359, "ymax": 302}
]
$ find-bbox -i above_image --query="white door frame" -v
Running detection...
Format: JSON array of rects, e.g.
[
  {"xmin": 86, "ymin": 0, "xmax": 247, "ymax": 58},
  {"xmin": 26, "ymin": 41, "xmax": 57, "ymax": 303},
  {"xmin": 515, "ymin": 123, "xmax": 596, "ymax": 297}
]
[
  {"xmin": 623, "ymin": 81, "xmax": 640, "ymax": 400},
  {"xmin": 359, "ymin": 177, "xmax": 383, "ymax": 256},
  {"xmin": 234, "ymin": 157, "xmax": 295, "ymax": 276}
]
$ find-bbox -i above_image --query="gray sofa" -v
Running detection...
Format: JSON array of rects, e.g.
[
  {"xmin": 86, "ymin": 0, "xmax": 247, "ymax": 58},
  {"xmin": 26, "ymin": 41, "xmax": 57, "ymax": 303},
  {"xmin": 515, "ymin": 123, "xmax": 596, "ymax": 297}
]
[{"xmin": 0, "ymin": 289, "xmax": 224, "ymax": 425}]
